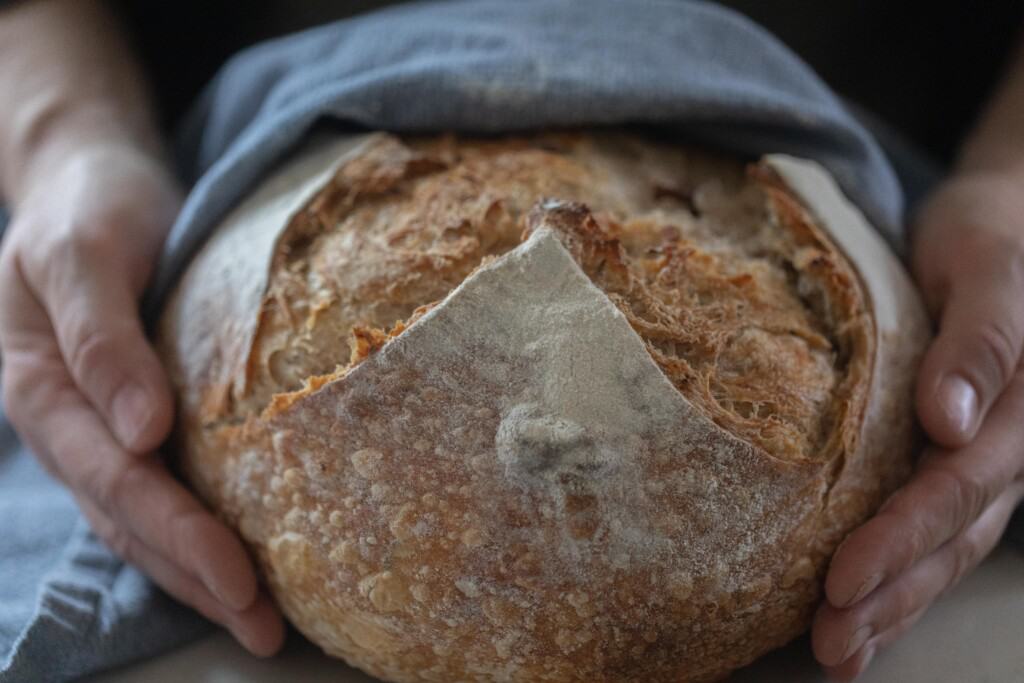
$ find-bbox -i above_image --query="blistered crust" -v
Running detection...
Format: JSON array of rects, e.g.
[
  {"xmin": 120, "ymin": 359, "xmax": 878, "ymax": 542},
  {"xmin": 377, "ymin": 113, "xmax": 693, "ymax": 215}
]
[
  {"xmin": 184, "ymin": 229, "xmax": 826, "ymax": 682},
  {"xmin": 178, "ymin": 133, "xmax": 867, "ymax": 463},
  {"xmin": 760, "ymin": 156, "xmax": 930, "ymax": 549},
  {"xmin": 159, "ymin": 133, "xmax": 380, "ymax": 424},
  {"xmin": 159, "ymin": 132, "xmax": 929, "ymax": 682}
]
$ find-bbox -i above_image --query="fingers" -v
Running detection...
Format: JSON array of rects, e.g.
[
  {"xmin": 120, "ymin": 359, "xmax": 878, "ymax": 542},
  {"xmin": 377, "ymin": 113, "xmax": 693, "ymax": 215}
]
[
  {"xmin": 18, "ymin": 358, "xmax": 259, "ymax": 613},
  {"xmin": 915, "ymin": 260, "xmax": 1024, "ymax": 447},
  {"xmin": 826, "ymin": 372, "xmax": 1024, "ymax": 608},
  {"xmin": 0, "ymin": 280, "xmax": 280, "ymax": 652},
  {"xmin": 821, "ymin": 640, "xmax": 878, "ymax": 682},
  {"xmin": 815, "ymin": 482, "xmax": 1022, "ymax": 678},
  {"xmin": 0, "ymin": 144, "xmax": 271, "ymax": 652},
  {"xmin": 6, "ymin": 347, "xmax": 285, "ymax": 655},
  {"xmin": 820, "ymin": 607, "xmax": 926, "ymax": 681},
  {"xmin": 78, "ymin": 498, "xmax": 285, "ymax": 657},
  {"xmin": 1, "ymin": 144, "xmax": 181, "ymax": 454},
  {"xmin": 84, "ymin": 454, "xmax": 260, "ymax": 612},
  {"xmin": 18, "ymin": 232, "xmax": 174, "ymax": 453},
  {"xmin": 820, "ymin": 608, "xmax": 925, "ymax": 682}
]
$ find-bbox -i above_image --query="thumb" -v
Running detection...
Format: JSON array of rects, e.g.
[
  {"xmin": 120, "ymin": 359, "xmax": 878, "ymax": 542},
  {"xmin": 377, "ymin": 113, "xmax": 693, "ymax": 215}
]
[{"xmin": 916, "ymin": 266, "xmax": 1024, "ymax": 448}]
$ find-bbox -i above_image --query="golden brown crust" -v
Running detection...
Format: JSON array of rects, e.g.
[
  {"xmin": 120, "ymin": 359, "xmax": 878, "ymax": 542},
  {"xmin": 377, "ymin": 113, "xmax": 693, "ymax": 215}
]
[
  {"xmin": 158, "ymin": 131, "xmax": 929, "ymax": 682},
  {"xmin": 191, "ymin": 133, "xmax": 865, "ymax": 463},
  {"xmin": 758, "ymin": 155, "xmax": 930, "ymax": 554}
]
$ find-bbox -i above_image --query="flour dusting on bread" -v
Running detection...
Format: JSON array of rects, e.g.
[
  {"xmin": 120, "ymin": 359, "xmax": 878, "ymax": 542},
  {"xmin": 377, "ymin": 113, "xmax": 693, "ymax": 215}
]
[{"xmin": 158, "ymin": 131, "xmax": 929, "ymax": 683}]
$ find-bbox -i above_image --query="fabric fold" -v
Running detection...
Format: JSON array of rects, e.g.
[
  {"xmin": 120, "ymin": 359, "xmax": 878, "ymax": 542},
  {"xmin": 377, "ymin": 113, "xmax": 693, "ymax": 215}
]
[
  {"xmin": 3, "ymin": 1, "xmax": 919, "ymax": 679},
  {"xmin": 148, "ymin": 0, "xmax": 902, "ymax": 316}
]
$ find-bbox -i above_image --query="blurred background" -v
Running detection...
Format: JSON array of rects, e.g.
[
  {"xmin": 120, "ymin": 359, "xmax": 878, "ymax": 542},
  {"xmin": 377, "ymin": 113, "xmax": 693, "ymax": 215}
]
[{"xmin": 117, "ymin": 0, "xmax": 1024, "ymax": 168}]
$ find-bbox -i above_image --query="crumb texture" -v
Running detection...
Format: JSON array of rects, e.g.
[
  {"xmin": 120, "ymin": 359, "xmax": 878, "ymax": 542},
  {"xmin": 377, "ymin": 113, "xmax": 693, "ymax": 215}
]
[{"xmin": 243, "ymin": 133, "xmax": 862, "ymax": 463}]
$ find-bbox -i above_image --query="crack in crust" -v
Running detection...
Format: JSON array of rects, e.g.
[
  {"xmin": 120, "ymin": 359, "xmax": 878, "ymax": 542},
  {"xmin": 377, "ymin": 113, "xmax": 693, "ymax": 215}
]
[
  {"xmin": 238, "ymin": 133, "xmax": 867, "ymax": 464},
  {"xmin": 158, "ymin": 131, "xmax": 929, "ymax": 683}
]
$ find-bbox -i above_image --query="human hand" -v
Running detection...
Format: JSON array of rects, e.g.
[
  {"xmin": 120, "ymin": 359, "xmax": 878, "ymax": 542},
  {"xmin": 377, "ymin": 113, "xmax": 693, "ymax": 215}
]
[
  {"xmin": 0, "ymin": 140, "xmax": 284, "ymax": 656},
  {"xmin": 811, "ymin": 170, "xmax": 1024, "ymax": 679}
]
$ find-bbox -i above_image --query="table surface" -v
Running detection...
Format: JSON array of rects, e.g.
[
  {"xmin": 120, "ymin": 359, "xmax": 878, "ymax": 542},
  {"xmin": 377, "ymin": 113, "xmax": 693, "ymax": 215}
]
[{"xmin": 89, "ymin": 545, "xmax": 1024, "ymax": 683}]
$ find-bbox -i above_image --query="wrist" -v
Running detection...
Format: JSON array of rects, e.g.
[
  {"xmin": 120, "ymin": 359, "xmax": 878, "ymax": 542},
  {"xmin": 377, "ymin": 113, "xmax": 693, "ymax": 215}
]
[
  {"xmin": 4, "ymin": 100, "xmax": 168, "ymax": 210},
  {"xmin": 955, "ymin": 144, "xmax": 1024, "ymax": 186},
  {"xmin": 912, "ymin": 168, "xmax": 1024, "ymax": 279},
  {"xmin": 918, "ymin": 168, "xmax": 1024, "ymax": 227}
]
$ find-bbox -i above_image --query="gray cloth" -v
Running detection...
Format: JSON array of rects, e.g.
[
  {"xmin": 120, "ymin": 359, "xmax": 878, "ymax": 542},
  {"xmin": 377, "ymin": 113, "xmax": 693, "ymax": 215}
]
[
  {"xmin": 1, "ymin": 0, "xmax": 919, "ymax": 679},
  {"xmin": 0, "ymin": 405, "xmax": 211, "ymax": 682},
  {"xmin": 150, "ymin": 0, "xmax": 903, "ymax": 309}
]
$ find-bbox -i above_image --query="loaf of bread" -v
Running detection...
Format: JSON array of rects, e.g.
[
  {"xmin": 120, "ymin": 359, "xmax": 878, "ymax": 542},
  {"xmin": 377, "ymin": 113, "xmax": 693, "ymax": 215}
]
[{"xmin": 158, "ymin": 131, "xmax": 930, "ymax": 682}]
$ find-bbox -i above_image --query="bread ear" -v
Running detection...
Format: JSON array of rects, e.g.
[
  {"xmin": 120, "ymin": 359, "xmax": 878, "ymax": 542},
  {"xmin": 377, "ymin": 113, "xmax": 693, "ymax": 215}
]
[
  {"xmin": 158, "ymin": 133, "xmax": 380, "ymax": 425},
  {"xmin": 762, "ymin": 156, "xmax": 930, "ymax": 542},
  {"xmin": 159, "ymin": 133, "xmax": 929, "ymax": 683}
]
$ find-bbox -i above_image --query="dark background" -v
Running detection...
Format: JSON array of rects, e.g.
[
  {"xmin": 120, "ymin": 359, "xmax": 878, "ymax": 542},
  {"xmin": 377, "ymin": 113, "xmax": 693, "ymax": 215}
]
[
  {"xmin": 113, "ymin": 0, "xmax": 1024, "ymax": 167},
  {"xmin": 108, "ymin": 0, "xmax": 1024, "ymax": 544},
  {"xmin": 1, "ymin": 1, "xmax": 1022, "ymax": 547}
]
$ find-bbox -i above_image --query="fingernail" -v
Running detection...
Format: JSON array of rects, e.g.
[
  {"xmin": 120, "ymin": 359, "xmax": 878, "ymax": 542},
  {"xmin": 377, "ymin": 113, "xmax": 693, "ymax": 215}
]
[
  {"xmin": 841, "ymin": 625, "xmax": 873, "ymax": 663},
  {"xmin": 112, "ymin": 382, "xmax": 152, "ymax": 448},
  {"xmin": 938, "ymin": 375, "xmax": 977, "ymax": 438},
  {"xmin": 842, "ymin": 572, "xmax": 882, "ymax": 607}
]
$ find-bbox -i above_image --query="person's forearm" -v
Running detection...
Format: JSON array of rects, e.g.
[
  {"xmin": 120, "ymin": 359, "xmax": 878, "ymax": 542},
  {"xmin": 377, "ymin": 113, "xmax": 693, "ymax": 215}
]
[
  {"xmin": 0, "ymin": 0, "xmax": 163, "ymax": 206},
  {"xmin": 957, "ymin": 31, "xmax": 1024, "ymax": 178}
]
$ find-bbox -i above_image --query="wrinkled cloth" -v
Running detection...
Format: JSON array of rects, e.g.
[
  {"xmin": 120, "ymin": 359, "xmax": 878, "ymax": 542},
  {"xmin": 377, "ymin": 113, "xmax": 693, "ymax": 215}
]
[
  {"xmin": 0, "ymin": 0, "xmax": 984, "ymax": 680},
  {"xmin": 0, "ymin": 404, "xmax": 211, "ymax": 682},
  {"xmin": 151, "ymin": 0, "xmax": 904, "ymax": 308}
]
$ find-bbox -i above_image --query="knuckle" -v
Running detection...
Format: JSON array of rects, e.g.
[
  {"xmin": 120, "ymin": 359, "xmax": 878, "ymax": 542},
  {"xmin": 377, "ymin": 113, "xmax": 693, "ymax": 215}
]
[
  {"xmin": 168, "ymin": 510, "xmax": 204, "ymax": 568},
  {"xmin": 80, "ymin": 503, "xmax": 134, "ymax": 562},
  {"xmin": 886, "ymin": 583, "xmax": 919, "ymax": 629},
  {"xmin": 99, "ymin": 458, "xmax": 146, "ymax": 511},
  {"xmin": 947, "ymin": 535, "xmax": 980, "ymax": 589},
  {"xmin": 929, "ymin": 466, "xmax": 986, "ymax": 527},
  {"xmin": 77, "ymin": 459, "xmax": 113, "ymax": 509},
  {"xmin": 76, "ymin": 453, "xmax": 138, "ymax": 514},
  {"xmin": 47, "ymin": 224, "xmax": 112, "ymax": 265},
  {"xmin": 65, "ymin": 323, "xmax": 121, "ymax": 383},
  {"xmin": 904, "ymin": 519, "xmax": 933, "ymax": 569},
  {"xmin": 893, "ymin": 591, "xmax": 916, "ymax": 625},
  {"xmin": 973, "ymin": 320, "xmax": 1020, "ymax": 388},
  {"xmin": 28, "ymin": 227, "xmax": 118, "ymax": 306}
]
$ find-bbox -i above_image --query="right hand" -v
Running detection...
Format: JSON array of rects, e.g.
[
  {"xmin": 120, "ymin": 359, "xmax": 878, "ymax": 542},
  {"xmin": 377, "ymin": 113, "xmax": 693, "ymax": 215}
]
[
  {"xmin": 0, "ymin": 140, "xmax": 284, "ymax": 656},
  {"xmin": 812, "ymin": 169, "xmax": 1024, "ymax": 680}
]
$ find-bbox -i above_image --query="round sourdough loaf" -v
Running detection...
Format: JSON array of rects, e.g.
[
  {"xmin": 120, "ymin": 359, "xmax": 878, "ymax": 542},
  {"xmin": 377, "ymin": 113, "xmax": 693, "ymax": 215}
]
[{"xmin": 158, "ymin": 131, "xmax": 930, "ymax": 683}]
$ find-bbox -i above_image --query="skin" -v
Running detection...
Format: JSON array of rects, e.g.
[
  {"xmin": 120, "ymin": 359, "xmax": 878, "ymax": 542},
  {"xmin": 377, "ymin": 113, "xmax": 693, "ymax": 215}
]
[
  {"xmin": 0, "ymin": 0, "xmax": 283, "ymax": 657},
  {"xmin": 812, "ymin": 34, "xmax": 1024, "ymax": 681},
  {"xmin": 0, "ymin": 0, "xmax": 1021, "ymax": 676}
]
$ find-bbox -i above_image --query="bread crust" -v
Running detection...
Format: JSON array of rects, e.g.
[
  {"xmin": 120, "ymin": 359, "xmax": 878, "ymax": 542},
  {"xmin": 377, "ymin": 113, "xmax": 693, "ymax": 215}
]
[{"xmin": 158, "ymin": 132, "xmax": 929, "ymax": 682}]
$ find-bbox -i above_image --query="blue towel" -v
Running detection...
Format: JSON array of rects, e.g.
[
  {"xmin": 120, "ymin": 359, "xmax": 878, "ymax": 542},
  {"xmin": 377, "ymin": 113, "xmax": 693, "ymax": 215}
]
[
  {"xmin": 0, "ymin": 0, "xmax": 922, "ymax": 679},
  {"xmin": 151, "ymin": 0, "xmax": 904, "ymax": 307}
]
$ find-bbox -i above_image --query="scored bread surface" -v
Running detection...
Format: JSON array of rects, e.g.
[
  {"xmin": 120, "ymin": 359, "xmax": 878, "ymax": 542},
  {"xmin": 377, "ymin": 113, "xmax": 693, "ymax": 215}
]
[{"xmin": 159, "ymin": 131, "xmax": 929, "ymax": 682}]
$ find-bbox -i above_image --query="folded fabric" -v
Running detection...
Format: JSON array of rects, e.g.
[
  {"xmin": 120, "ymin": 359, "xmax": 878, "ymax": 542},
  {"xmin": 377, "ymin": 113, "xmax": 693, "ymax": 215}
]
[
  {"xmin": 150, "ymin": 0, "xmax": 904, "ymax": 311},
  {"xmin": 0, "ymin": 404, "xmax": 213, "ymax": 682},
  {"xmin": 1, "ymin": 0, "xmax": 933, "ymax": 679}
]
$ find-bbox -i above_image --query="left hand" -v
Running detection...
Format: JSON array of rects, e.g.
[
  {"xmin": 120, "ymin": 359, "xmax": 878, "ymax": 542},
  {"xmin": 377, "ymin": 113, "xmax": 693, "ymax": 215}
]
[{"xmin": 811, "ymin": 169, "xmax": 1024, "ymax": 680}]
